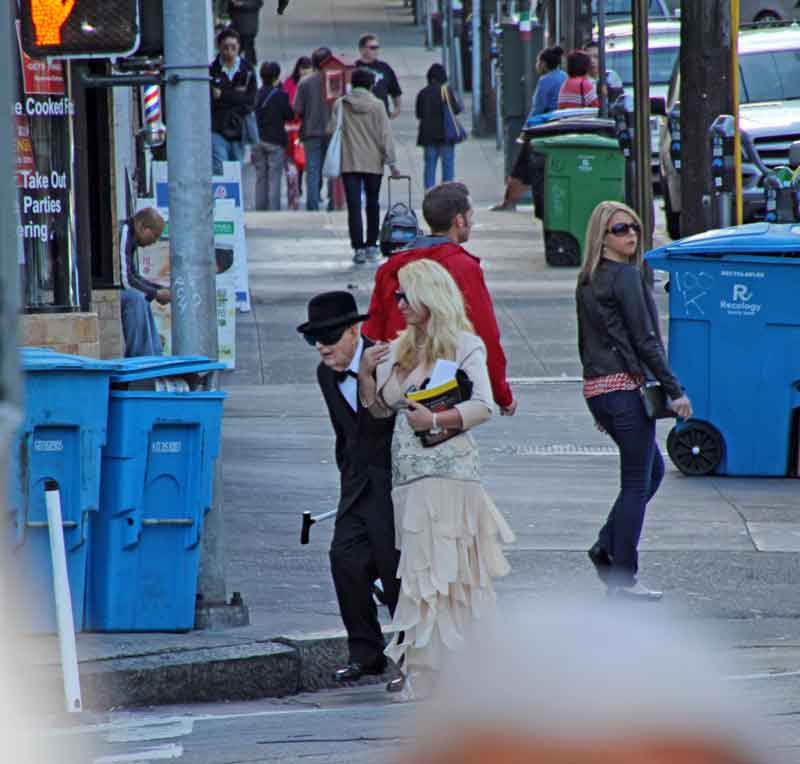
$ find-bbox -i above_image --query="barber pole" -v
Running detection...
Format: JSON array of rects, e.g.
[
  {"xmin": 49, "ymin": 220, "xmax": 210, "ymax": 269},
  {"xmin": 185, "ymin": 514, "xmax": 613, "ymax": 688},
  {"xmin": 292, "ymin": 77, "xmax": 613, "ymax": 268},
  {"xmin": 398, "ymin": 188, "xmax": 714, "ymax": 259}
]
[{"xmin": 141, "ymin": 82, "xmax": 166, "ymax": 145}]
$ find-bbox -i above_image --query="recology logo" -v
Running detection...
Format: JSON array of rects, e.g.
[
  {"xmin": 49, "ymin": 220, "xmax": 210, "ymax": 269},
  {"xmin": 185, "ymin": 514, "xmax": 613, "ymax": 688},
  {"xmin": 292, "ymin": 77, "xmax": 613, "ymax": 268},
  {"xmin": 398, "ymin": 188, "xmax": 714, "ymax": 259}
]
[{"xmin": 720, "ymin": 283, "xmax": 761, "ymax": 316}]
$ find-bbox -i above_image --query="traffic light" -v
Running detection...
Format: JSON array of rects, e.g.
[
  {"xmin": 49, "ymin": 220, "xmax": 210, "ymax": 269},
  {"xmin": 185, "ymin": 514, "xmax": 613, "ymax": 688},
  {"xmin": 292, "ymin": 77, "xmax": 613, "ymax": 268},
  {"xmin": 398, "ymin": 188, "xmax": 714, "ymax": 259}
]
[{"xmin": 19, "ymin": 0, "xmax": 140, "ymax": 59}]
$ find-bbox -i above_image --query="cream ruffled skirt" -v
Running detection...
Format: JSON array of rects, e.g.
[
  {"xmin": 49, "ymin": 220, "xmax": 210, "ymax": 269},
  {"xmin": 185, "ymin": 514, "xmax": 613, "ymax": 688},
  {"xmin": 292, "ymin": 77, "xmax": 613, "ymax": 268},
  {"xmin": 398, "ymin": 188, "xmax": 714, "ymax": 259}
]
[{"xmin": 384, "ymin": 477, "xmax": 515, "ymax": 672}]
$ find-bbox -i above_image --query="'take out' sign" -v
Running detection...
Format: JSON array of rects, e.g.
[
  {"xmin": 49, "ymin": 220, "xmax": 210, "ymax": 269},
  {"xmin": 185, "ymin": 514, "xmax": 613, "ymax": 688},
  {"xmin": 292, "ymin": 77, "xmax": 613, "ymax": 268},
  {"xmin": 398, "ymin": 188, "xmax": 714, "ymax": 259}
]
[{"xmin": 19, "ymin": 0, "xmax": 140, "ymax": 59}]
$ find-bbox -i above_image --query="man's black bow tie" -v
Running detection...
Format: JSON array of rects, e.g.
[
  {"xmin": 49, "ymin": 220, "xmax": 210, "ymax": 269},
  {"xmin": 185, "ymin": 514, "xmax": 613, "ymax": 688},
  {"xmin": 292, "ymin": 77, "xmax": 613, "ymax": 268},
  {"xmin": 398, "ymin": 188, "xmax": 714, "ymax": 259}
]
[{"xmin": 335, "ymin": 369, "xmax": 358, "ymax": 383}]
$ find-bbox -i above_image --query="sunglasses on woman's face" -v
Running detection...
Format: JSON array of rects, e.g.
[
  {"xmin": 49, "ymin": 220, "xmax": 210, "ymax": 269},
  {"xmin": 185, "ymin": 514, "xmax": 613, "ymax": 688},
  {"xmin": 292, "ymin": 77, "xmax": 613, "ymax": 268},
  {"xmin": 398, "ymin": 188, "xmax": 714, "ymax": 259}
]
[
  {"xmin": 394, "ymin": 291, "xmax": 408, "ymax": 305},
  {"xmin": 607, "ymin": 222, "xmax": 641, "ymax": 237},
  {"xmin": 303, "ymin": 325, "xmax": 348, "ymax": 347}
]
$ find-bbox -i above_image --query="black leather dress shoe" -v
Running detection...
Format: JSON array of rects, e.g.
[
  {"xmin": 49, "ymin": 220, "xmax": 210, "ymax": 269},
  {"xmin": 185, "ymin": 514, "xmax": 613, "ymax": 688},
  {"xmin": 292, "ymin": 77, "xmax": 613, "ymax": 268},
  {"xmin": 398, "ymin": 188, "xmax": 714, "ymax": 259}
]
[
  {"xmin": 333, "ymin": 657, "xmax": 388, "ymax": 682},
  {"xmin": 587, "ymin": 543, "xmax": 612, "ymax": 583},
  {"xmin": 386, "ymin": 673, "xmax": 405, "ymax": 692}
]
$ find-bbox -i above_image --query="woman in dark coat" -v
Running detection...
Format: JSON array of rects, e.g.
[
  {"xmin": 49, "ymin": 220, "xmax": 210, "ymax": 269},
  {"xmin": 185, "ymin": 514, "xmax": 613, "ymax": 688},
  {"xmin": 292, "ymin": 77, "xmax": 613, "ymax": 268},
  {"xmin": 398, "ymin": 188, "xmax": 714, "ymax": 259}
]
[{"xmin": 415, "ymin": 64, "xmax": 463, "ymax": 190}]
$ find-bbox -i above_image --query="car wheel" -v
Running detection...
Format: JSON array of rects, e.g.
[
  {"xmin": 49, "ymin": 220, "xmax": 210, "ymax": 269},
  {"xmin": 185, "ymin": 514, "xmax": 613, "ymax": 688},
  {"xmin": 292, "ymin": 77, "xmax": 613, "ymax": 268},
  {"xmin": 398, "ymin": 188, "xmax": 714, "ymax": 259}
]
[
  {"xmin": 663, "ymin": 185, "xmax": 681, "ymax": 240},
  {"xmin": 754, "ymin": 11, "xmax": 781, "ymax": 23},
  {"xmin": 544, "ymin": 231, "xmax": 581, "ymax": 267}
]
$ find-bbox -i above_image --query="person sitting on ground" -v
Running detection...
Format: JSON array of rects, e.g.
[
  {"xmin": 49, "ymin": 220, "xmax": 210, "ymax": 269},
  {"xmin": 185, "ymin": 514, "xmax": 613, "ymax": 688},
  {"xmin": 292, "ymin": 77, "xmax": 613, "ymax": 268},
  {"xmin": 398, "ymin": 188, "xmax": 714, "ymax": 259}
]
[
  {"xmin": 557, "ymin": 49, "xmax": 600, "ymax": 109},
  {"xmin": 362, "ymin": 182, "xmax": 516, "ymax": 415},
  {"xmin": 491, "ymin": 44, "xmax": 566, "ymax": 212},
  {"xmin": 120, "ymin": 208, "xmax": 170, "ymax": 357}
]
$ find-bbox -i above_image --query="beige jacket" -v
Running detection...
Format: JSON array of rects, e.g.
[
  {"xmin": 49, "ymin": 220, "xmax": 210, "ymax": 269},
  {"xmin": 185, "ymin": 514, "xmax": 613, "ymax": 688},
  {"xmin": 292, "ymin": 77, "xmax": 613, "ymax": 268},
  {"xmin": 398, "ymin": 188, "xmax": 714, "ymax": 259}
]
[
  {"xmin": 328, "ymin": 88, "xmax": 397, "ymax": 175},
  {"xmin": 370, "ymin": 331, "xmax": 493, "ymax": 431}
]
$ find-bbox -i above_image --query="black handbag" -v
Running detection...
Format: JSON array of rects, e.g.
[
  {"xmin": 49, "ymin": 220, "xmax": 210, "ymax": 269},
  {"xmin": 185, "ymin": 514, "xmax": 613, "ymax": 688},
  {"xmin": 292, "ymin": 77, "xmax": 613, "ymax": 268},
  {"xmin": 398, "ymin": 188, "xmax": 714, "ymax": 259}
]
[
  {"xmin": 221, "ymin": 110, "xmax": 244, "ymax": 141},
  {"xmin": 639, "ymin": 380, "xmax": 676, "ymax": 420}
]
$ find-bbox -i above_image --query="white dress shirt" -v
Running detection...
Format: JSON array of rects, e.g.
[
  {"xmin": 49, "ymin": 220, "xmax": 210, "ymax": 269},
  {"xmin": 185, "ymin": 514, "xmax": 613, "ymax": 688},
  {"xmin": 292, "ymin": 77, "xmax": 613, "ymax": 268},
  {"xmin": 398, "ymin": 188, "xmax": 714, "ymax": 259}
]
[{"xmin": 339, "ymin": 337, "xmax": 363, "ymax": 412}]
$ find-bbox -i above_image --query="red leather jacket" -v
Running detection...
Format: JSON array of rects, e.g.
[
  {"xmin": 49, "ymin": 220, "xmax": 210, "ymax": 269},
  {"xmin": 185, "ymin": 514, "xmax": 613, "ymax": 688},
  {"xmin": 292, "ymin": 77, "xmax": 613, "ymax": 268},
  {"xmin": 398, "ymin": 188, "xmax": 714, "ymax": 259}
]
[{"xmin": 362, "ymin": 241, "xmax": 513, "ymax": 408}]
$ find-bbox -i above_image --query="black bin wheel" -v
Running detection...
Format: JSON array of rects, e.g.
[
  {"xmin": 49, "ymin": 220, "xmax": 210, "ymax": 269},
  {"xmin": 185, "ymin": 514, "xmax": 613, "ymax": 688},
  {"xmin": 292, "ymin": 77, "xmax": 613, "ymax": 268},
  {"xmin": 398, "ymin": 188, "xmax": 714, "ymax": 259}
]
[
  {"xmin": 666, "ymin": 421, "xmax": 724, "ymax": 476},
  {"xmin": 545, "ymin": 231, "xmax": 581, "ymax": 267}
]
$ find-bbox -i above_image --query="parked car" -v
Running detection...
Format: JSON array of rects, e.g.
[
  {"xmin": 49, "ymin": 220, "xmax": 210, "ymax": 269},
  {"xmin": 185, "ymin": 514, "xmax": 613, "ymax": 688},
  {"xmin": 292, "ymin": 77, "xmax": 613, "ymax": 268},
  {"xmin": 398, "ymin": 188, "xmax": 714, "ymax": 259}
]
[
  {"xmin": 741, "ymin": 1, "xmax": 800, "ymax": 23},
  {"xmin": 603, "ymin": 20, "xmax": 681, "ymax": 179},
  {"xmin": 592, "ymin": 0, "xmax": 675, "ymax": 20},
  {"xmin": 659, "ymin": 24, "xmax": 800, "ymax": 238}
]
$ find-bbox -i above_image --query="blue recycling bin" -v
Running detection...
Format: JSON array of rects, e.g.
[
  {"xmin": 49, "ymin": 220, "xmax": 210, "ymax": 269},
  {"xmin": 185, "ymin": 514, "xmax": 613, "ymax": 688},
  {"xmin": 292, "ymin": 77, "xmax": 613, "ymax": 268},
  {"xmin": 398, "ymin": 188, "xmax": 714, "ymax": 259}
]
[
  {"xmin": 646, "ymin": 223, "xmax": 800, "ymax": 477},
  {"xmin": 86, "ymin": 356, "xmax": 226, "ymax": 632},
  {"xmin": 9, "ymin": 348, "xmax": 118, "ymax": 633}
]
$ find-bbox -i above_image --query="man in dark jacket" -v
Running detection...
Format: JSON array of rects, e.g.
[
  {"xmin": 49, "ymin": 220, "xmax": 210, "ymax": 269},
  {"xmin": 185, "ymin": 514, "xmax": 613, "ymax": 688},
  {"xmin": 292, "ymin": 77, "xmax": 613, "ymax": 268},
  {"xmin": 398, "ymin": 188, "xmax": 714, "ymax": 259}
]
[
  {"xmin": 253, "ymin": 61, "xmax": 294, "ymax": 210},
  {"xmin": 227, "ymin": 0, "xmax": 263, "ymax": 65},
  {"xmin": 294, "ymin": 47, "xmax": 332, "ymax": 211},
  {"xmin": 298, "ymin": 291, "xmax": 400, "ymax": 684},
  {"xmin": 355, "ymin": 33, "xmax": 402, "ymax": 118},
  {"xmin": 210, "ymin": 27, "xmax": 257, "ymax": 175},
  {"xmin": 120, "ymin": 208, "xmax": 170, "ymax": 357}
]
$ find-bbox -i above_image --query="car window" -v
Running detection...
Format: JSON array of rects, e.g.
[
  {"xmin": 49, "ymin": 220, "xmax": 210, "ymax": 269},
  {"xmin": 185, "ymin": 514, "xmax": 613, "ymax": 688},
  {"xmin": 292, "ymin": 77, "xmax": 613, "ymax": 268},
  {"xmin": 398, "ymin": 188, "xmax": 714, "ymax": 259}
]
[
  {"xmin": 606, "ymin": 46, "xmax": 679, "ymax": 86},
  {"xmin": 594, "ymin": 0, "xmax": 667, "ymax": 14},
  {"xmin": 740, "ymin": 48, "xmax": 800, "ymax": 102}
]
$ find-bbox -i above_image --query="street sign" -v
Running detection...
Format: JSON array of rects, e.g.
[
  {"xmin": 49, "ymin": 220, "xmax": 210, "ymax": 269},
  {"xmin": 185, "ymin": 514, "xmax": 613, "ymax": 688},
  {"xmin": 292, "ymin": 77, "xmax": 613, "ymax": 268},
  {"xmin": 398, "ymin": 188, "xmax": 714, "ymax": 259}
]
[{"xmin": 19, "ymin": 0, "xmax": 140, "ymax": 59}]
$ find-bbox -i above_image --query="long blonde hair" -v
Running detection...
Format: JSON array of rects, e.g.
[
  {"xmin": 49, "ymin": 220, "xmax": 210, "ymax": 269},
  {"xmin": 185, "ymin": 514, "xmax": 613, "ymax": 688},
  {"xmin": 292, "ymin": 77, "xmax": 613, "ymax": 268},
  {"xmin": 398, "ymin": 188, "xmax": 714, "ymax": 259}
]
[
  {"xmin": 578, "ymin": 201, "xmax": 644, "ymax": 285},
  {"xmin": 395, "ymin": 259, "xmax": 474, "ymax": 370}
]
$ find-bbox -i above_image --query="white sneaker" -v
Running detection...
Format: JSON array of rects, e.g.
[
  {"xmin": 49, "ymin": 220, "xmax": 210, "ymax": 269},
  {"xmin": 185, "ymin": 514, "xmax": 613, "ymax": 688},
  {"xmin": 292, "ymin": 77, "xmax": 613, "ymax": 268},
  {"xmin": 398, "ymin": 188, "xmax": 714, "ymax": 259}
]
[
  {"xmin": 609, "ymin": 581, "xmax": 663, "ymax": 601},
  {"xmin": 352, "ymin": 248, "xmax": 367, "ymax": 265}
]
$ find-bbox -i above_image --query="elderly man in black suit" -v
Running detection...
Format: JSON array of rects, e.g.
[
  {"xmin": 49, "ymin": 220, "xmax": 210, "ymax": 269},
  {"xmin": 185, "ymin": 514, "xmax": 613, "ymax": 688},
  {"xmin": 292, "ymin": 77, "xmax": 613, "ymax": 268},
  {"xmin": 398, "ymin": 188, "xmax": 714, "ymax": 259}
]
[{"xmin": 297, "ymin": 292, "xmax": 399, "ymax": 683}]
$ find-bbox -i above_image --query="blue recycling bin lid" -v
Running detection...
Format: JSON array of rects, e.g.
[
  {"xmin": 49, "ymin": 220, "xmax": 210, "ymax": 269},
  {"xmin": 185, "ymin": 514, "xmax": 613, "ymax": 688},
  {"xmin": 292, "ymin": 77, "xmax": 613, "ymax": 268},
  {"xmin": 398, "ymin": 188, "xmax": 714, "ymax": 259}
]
[
  {"xmin": 109, "ymin": 355, "xmax": 226, "ymax": 384},
  {"xmin": 20, "ymin": 347, "xmax": 120, "ymax": 372},
  {"xmin": 524, "ymin": 107, "xmax": 599, "ymax": 129},
  {"xmin": 647, "ymin": 223, "xmax": 800, "ymax": 263}
]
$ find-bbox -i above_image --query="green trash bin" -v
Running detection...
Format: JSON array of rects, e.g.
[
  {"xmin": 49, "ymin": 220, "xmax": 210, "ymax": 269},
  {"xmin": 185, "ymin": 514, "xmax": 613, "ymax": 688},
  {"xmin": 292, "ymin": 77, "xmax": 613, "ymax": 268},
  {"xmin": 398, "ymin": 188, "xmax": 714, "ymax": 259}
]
[{"xmin": 530, "ymin": 133, "xmax": 625, "ymax": 267}]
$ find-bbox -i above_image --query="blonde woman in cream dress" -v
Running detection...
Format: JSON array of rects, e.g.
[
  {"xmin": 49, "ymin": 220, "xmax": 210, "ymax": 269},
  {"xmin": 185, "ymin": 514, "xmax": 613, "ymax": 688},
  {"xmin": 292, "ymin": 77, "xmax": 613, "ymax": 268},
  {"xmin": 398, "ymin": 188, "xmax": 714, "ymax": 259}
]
[{"xmin": 358, "ymin": 259, "xmax": 514, "ymax": 694}]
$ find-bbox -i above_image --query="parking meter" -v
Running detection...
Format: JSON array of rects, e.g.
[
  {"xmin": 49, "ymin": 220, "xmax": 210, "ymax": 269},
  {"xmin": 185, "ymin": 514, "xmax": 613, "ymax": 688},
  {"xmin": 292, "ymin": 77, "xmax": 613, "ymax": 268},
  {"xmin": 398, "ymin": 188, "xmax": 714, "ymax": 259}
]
[
  {"xmin": 764, "ymin": 171, "xmax": 782, "ymax": 223},
  {"xmin": 612, "ymin": 94, "xmax": 635, "ymax": 208},
  {"xmin": 668, "ymin": 104, "xmax": 681, "ymax": 173},
  {"xmin": 708, "ymin": 115, "xmax": 735, "ymax": 229}
]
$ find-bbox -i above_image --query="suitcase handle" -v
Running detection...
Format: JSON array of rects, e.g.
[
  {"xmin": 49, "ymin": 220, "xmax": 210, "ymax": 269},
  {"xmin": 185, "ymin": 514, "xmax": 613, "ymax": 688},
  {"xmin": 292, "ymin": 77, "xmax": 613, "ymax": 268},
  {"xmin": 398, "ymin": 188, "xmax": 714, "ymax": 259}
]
[{"xmin": 388, "ymin": 174, "xmax": 412, "ymax": 208}]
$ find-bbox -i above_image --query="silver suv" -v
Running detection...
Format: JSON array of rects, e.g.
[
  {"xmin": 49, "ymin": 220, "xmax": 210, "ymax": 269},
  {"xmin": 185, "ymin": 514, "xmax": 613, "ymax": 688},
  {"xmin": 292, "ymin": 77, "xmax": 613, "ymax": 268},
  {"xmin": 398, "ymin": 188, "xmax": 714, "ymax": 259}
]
[{"xmin": 659, "ymin": 24, "xmax": 800, "ymax": 238}]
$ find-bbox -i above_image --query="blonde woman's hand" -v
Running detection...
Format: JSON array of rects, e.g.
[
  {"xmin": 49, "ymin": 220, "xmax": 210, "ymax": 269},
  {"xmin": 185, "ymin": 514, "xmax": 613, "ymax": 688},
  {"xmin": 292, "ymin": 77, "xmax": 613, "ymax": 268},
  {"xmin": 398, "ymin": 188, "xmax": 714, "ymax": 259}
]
[
  {"xmin": 404, "ymin": 399, "xmax": 434, "ymax": 431},
  {"xmin": 670, "ymin": 395, "xmax": 693, "ymax": 420},
  {"xmin": 359, "ymin": 342, "xmax": 390, "ymax": 378}
]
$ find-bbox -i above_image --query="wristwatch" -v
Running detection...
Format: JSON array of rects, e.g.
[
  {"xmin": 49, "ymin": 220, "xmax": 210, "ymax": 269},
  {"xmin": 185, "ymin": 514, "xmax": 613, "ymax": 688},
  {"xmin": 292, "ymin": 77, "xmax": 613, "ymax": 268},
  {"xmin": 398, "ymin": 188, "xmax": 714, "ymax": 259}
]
[{"xmin": 429, "ymin": 412, "xmax": 443, "ymax": 435}]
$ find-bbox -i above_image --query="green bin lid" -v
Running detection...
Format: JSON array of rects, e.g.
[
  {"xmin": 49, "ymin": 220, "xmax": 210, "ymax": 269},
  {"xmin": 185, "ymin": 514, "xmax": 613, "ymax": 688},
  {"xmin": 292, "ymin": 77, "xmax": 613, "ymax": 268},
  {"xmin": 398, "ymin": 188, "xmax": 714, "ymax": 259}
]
[{"xmin": 529, "ymin": 133, "xmax": 621, "ymax": 151}]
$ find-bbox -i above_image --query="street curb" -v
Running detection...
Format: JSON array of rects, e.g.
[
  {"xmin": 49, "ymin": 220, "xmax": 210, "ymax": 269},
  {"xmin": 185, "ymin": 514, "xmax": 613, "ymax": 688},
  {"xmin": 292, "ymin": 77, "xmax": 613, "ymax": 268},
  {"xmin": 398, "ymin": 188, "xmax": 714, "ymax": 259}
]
[{"xmin": 57, "ymin": 631, "xmax": 393, "ymax": 710}]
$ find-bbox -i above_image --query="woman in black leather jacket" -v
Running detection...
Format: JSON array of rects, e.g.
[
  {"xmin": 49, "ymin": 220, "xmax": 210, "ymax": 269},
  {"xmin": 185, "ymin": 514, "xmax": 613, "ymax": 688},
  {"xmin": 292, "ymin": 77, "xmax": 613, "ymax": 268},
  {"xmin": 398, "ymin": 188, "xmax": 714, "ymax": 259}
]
[{"xmin": 576, "ymin": 201, "xmax": 692, "ymax": 601}]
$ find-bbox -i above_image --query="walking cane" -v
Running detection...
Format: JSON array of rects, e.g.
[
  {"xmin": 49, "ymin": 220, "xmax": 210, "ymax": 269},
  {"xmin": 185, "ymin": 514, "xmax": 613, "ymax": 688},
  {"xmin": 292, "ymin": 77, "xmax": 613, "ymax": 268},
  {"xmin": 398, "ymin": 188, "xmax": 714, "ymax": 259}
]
[{"xmin": 300, "ymin": 508, "xmax": 337, "ymax": 545}]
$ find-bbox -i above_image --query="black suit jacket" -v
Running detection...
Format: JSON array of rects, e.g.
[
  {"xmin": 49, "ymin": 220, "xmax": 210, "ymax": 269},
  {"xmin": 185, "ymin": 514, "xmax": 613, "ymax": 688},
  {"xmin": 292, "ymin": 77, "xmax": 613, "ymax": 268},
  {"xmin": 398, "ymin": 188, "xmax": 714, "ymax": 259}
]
[{"xmin": 317, "ymin": 339, "xmax": 395, "ymax": 518}]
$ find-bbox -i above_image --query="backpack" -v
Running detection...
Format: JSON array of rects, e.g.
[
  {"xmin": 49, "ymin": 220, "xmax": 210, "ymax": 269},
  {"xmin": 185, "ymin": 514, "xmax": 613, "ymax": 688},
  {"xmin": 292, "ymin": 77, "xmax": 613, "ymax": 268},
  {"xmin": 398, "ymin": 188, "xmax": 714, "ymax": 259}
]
[{"xmin": 379, "ymin": 175, "xmax": 422, "ymax": 256}]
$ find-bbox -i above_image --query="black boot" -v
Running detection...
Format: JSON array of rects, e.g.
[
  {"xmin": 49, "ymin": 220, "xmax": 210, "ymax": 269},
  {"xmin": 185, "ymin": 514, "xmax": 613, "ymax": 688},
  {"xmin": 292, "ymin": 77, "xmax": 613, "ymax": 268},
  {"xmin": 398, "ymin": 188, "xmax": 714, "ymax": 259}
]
[{"xmin": 277, "ymin": 0, "xmax": 290, "ymax": 13}]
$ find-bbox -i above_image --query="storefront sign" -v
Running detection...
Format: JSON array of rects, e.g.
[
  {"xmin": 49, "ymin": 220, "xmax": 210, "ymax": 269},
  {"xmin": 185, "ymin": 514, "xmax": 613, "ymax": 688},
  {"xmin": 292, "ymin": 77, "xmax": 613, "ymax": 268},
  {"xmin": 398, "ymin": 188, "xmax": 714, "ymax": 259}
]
[{"xmin": 17, "ymin": 21, "xmax": 65, "ymax": 95}]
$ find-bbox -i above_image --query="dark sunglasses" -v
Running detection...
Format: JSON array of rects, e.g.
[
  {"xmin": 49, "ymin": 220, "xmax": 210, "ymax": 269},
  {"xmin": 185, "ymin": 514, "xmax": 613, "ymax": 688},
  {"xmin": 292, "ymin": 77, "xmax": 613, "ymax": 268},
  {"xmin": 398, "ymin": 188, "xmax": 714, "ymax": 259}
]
[
  {"xmin": 303, "ymin": 325, "xmax": 348, "ymax": 347},
  {"xmin": 366, "ymin": 44, "xmax": 380, "ymax": 50},
  {"xmin": 393, "ymin": 291, "xmax": 408, "ymax": 304},
  {"xmin": 607, "ymin": 222, "xmax": 641, "ymax": 237}
]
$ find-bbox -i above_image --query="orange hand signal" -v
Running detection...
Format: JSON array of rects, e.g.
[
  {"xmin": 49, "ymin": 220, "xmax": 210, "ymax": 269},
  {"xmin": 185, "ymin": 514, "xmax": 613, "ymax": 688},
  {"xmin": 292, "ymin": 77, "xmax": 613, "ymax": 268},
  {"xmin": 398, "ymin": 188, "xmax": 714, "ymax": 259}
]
[{"xmin": 31, "ymin": 0, "xmax": 77, "ymax": 46}]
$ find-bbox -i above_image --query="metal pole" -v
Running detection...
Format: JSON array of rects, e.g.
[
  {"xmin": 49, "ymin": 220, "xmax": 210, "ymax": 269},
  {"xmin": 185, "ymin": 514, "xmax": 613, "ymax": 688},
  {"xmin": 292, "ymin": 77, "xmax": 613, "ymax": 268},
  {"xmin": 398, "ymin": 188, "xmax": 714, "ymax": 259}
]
[
  {"xmin": 520, "ymin": 0, "xmax": 534, "ymax": 115},
  {"xmin": 472, "ymin": 0, "xmax": 482, "ymax": 133},
  {"xmin": 597, "ymin": 0, "xmax": 608, "ymax": 118},
  {"xmin": 163, "ymin": 0, "xmax": 226, "ymax": 608},
  {"xmin": 442, "ymin": 0, "xmax": 450, "ymax": 70},
  {"xmin": 426, "ymin": 0, "xmax": 435, "ymax": 49},
  {"xmin": 731, "ymin": 0, "xmax": 743, "ymax": 224},
  {"xmin": 632, "ymin": 0, "xmax": 654, "ymax": 250}
]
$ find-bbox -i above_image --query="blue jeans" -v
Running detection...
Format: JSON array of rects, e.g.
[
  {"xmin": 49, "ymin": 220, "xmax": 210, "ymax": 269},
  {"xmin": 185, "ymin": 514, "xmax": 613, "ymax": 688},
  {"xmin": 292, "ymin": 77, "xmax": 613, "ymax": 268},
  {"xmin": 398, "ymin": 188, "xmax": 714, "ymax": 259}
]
[
  {"xmin": 121, "ymin": 289, "xmax": 163, "ymax": 357},
  {"xmin": 303, "ymin": 136, "xmax": 328, "ymax": 211},
  {"xmin": 423, "ymin": 144, "xmax": 455, "ymax": 189},
  {"xmin": 586, "ymin": 390, "xmax": 665, "ymax": 586},
  {"xmin": 342, "ymin": 172, "xmax": 383, "ymax": 250},
  {"xmin": 211, "ymin": 132, "xmax": 245, "ymax": 176}
]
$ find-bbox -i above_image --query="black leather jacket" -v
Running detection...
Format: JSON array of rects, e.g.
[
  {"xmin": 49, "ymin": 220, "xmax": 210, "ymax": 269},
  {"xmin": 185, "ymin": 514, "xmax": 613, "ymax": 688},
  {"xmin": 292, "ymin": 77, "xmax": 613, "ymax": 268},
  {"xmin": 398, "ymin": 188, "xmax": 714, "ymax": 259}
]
[{"xmin": 576, "ymin": 259, "xmax": 683, "ymax": 400}]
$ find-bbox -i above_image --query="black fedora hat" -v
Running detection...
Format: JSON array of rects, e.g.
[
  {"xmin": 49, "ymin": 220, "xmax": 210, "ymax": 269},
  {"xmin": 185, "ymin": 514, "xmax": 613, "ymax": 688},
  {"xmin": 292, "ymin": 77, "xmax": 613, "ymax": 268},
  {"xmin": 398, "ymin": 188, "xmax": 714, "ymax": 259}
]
[{"xmin": 297, "ymin": 291, "xmax": 370, "ymax": 335}]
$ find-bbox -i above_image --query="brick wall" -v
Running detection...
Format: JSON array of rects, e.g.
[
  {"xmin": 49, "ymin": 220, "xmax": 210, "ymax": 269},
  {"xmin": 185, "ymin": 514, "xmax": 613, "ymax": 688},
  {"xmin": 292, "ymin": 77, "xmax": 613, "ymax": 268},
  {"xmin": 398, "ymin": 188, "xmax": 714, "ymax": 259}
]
[
  {"xmin": 92, "ymin": 289, "xmax": 124, "ymax": 359},
  {"xmin": 22, "ymin": 312, "xmax": 100, "ymax": 358}
]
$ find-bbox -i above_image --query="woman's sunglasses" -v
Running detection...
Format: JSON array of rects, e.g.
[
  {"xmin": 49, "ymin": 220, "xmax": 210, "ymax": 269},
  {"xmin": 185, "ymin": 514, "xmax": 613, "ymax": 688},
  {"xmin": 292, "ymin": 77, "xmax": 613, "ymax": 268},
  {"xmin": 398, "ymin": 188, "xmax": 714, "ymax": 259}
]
[
  {"xmin": 394, "ymin": 291, "xmax": 408, "ymax": 305},
  {"xmin": 303, "ymin": 325, "xmax": 348, "ymax": 347},
  {"xmin": 607, "ymin": 222, "xmax": 641, "ymax": 237}
]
